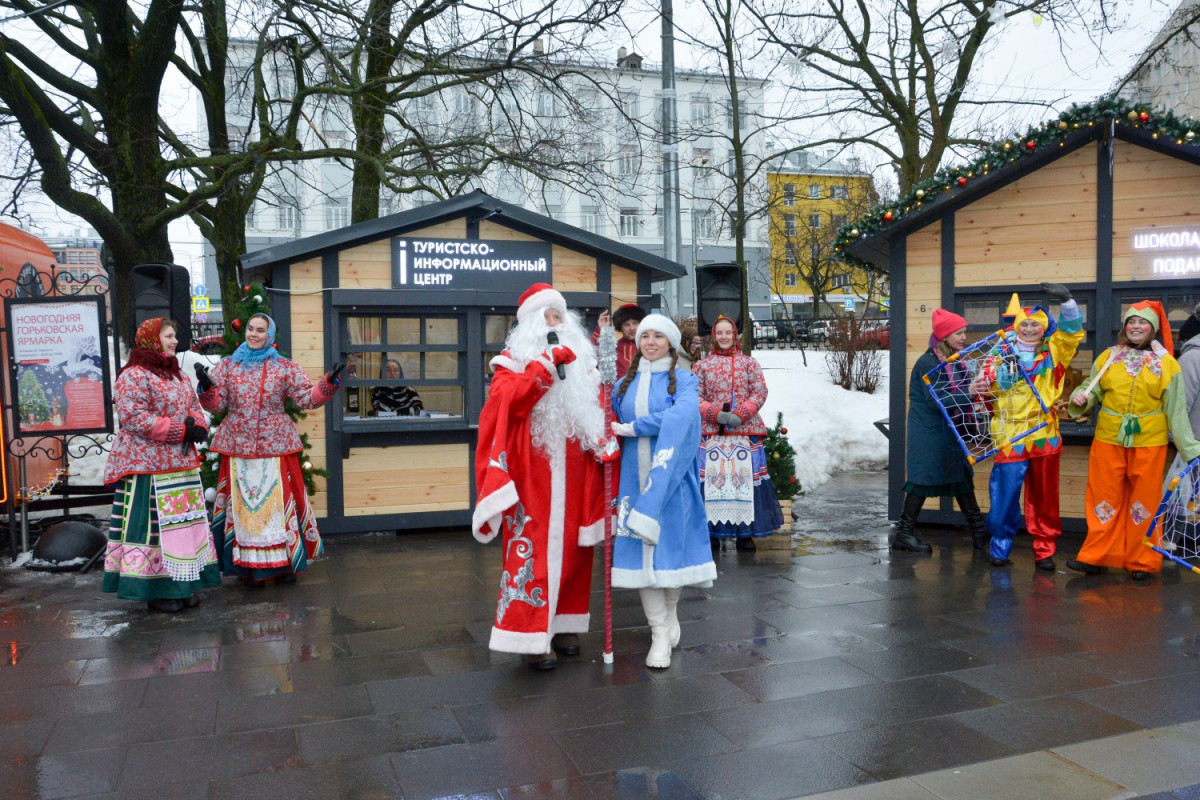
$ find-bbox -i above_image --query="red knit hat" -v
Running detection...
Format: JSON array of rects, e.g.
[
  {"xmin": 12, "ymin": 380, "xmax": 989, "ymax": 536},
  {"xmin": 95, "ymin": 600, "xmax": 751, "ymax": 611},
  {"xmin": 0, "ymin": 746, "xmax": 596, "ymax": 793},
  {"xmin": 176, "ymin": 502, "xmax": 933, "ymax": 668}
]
[
  {"xmin": 931, "ymin": 308, "xmax": 968, "ymax": 342},
  {"xmin": 516, "ymin": 282, "xmax": 567, "ymax": 323}
]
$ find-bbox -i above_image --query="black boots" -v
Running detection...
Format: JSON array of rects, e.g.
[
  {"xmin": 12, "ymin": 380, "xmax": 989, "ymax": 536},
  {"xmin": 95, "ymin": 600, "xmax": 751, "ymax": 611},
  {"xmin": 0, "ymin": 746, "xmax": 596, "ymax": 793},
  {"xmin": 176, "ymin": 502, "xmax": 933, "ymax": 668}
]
[
  {"xmin": 956, "ymin": 491, "xmax": 990, "ymax": 551},
  {"xmin": 892, "ymin": 493, "xmax": 933, "ymax": 553}
]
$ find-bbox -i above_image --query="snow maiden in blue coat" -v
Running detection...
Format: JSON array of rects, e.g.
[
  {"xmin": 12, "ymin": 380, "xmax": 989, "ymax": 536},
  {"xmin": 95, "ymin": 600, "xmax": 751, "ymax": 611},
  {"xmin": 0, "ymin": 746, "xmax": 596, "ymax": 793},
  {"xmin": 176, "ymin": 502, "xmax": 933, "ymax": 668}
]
[{"xmin": 610, "ymin": 314, "xmax": 717, "ymax": 669}]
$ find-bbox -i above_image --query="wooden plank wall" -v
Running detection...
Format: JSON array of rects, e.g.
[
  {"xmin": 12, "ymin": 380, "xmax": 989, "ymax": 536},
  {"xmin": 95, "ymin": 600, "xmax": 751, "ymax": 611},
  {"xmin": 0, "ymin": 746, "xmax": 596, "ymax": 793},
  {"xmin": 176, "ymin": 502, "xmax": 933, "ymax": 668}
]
[
  {"xmin": 289, "ymin": 257, "xmax": 329, "ymax": 514},
  {"xmin": 1111, "ymin": 144, "xmax": 1200, "ymax": 280},
  {"xmin": 342, "ymin": 444, "xmax": 471, "ymax": 515},
  {"xmin": 955, "ymin": 144, "xmax": 1098, "ymax": 286},
  {"xmin": 611, "ymin": 265, "xmax": 639, "ymax": 306}
]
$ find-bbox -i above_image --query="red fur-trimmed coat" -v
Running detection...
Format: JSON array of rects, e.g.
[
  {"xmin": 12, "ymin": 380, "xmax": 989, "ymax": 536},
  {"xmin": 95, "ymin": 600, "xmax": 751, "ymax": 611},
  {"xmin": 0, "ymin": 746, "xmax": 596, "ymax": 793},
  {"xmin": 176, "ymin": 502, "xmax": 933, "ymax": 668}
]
[
  {"xmin": 199, "ymin": 358, "xmax": 338, "ymax": 458},
  {"xmin": 102, "ymin": 366, "xmax": 205, "ymax": 484},
  {"xmin": 693, "ymin": 351, "xmax": 769, "ymax": 437}
]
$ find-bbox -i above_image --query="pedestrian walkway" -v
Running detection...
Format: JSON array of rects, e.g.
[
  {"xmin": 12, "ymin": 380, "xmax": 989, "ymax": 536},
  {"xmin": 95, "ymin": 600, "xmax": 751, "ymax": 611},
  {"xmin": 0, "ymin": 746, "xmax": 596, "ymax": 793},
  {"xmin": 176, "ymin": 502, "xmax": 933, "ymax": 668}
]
[{"xmin": 2, "ymin": 472, "xmax": 1200, "ymax": 798}]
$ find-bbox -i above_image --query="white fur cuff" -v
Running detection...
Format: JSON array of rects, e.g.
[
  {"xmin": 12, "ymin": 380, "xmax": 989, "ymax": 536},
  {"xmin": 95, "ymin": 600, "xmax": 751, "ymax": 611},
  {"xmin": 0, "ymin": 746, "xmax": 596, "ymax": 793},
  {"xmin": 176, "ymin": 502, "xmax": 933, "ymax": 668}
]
[{"xmin": 626, "ymin": 508, "xmax": 660, "ymax": 545}]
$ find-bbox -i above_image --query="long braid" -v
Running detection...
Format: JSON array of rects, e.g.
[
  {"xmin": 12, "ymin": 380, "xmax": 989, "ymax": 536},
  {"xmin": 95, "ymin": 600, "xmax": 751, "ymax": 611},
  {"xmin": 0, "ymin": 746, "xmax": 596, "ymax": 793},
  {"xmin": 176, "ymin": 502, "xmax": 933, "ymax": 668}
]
[
  {"xmin": 667, "ymin": 349, "xmax": 678, "ymax": 395},
  {"xmin": 616, "ymin": 351, "xmax": 642, "ymax": 404}
]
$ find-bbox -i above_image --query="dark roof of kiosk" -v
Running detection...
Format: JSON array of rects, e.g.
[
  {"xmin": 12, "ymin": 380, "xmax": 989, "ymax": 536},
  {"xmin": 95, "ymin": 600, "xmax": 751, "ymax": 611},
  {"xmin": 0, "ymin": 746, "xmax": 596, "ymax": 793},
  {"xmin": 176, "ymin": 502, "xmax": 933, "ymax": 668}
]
[
  {"xmin": 843, "ymin": 108, "xmax": 1200, "ymax": 271},
  {"xmin": 240, "ymin": 189, "xmax": 687, "ymax": 283}
]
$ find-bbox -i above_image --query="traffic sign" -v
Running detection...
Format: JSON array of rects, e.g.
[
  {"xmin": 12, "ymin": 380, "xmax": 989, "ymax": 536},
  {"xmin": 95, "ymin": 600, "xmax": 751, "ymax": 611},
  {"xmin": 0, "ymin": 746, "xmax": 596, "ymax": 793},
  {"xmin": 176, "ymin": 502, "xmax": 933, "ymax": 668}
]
[
  {"xmin": 195, "ymin": 312, "xmax": 208, "ymax": 323},
  {"xmin": 192, "ymin": 296, "xmax": 210, "ymax": 313},
  {"xmin": 193, "ymin": 284, "xmax": 207, "ymax": 297},
  {"xmin": 843, "ymin": 298, "xmax": 855, "ymax": 311}
]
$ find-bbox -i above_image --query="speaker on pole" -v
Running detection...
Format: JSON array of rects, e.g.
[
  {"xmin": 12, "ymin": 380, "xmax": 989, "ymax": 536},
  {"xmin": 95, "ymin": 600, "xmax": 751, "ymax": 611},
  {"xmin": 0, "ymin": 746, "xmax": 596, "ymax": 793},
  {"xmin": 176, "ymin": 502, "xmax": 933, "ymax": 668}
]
[
  {"xmin": 695, "ymin": 262, "xmax": 744, "ymax": 331},
  {"xmin": 131, "ymin": 263, "xmax": 192, "ymax": 351}
]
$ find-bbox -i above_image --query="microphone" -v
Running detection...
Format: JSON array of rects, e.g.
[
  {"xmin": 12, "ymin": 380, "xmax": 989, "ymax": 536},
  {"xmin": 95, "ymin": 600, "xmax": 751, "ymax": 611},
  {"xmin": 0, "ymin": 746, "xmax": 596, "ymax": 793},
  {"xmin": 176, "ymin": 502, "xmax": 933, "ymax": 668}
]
[{"xmin": 547, "ymin": 331, "xmax": 566, "ymax": 380}]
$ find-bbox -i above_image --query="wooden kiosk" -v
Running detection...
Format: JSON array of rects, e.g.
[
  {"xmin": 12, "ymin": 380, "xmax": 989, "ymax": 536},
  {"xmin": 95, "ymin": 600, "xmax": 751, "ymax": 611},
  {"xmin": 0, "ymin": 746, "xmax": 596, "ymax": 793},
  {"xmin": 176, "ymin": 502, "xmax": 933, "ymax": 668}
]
[
  {"xmin": 842, "ymin": 103, "xmax": 1200, "ymax": 530},
  {"xmin": 238, "ymin": 191, "xmax": 684, "ymax": 534}
]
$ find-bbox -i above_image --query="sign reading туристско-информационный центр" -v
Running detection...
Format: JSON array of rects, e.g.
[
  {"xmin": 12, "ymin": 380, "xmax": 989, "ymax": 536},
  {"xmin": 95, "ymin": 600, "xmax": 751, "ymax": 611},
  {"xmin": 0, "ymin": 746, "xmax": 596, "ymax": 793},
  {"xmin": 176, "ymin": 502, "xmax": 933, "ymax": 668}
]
[{"xmin": 392, "ymin": 237, "xmax": 552, "ymax": 291}]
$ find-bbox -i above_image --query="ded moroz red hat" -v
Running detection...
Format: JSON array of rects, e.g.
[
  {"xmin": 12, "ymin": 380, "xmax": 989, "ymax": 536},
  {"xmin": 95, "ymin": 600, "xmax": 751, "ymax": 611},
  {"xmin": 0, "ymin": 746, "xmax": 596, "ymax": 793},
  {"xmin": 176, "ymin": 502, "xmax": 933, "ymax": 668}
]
[{"xmin": 517, "ymin": 282, "xmax": 567, "ymax": 323}]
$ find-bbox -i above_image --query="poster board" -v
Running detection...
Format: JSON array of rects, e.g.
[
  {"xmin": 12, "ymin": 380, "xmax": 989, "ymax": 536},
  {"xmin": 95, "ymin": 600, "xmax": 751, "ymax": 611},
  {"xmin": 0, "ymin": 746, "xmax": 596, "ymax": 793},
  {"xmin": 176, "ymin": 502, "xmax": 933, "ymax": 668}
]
[{"xmin": 5, "ymin": 296, "xmax": 113, "ymax": 436}]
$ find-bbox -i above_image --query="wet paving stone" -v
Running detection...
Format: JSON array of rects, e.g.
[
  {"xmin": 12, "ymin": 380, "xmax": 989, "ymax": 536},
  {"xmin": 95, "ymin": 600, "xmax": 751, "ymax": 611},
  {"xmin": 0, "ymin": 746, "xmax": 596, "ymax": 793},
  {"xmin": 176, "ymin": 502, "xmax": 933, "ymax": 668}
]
[{"xmin": 5, "ymin": 471, "xmax": 1200, "ymax": 798}]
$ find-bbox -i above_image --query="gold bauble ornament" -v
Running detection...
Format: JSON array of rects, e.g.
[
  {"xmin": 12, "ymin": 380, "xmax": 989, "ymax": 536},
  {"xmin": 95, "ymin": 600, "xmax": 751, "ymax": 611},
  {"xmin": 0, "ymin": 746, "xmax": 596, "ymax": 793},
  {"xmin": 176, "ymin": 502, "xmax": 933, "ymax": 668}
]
[
  {"xmin": 915, "ymin": 189, "xmax": 925, "ymax": 199},
  {"xmin": 849, "ymin": 228, "xmax": 859, "ymax": 237},
  {"xmin": 1127, "ymin": 110, "xmax": 1139, "ymax": 122},
  {"xmin": 302, "ymin": 461, "xmax": 313, "ymax": 471},
  {"xmin": 1058, "ymin": 120, "xmax": 1069, "ymax": 131},
  {"xmin": 1188, "ymin": 131, "xmax": 1196, "ymax": 141}
]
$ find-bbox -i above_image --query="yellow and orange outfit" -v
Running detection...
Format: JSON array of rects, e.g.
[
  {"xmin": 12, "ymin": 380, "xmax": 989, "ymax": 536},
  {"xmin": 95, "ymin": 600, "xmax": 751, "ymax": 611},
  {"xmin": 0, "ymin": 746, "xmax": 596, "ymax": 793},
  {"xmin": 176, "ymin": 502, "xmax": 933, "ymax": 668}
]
[
  {"xmin": 1069, "ymin": 325, "xmax": 1200, "ymax": 575},
  {"xmin": 981, "ymin": 301, "xmax": 1084, "ymax": 563}
]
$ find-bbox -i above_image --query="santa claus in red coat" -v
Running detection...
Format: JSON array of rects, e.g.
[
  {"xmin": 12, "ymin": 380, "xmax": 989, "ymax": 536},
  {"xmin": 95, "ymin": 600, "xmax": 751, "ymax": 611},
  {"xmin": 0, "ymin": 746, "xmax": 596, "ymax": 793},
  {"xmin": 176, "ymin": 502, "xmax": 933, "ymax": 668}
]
[{"xmin": 473, "ymin": 283, "xmax": 609, "ymax": 670}]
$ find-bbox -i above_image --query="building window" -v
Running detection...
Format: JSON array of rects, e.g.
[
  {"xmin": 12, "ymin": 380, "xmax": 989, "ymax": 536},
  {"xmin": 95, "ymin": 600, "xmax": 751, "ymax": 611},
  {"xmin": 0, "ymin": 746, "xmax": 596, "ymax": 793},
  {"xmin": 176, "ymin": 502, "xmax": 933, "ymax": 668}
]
[
  {"xmin": 694, "ymin": 209, "xmax": 715, "ymax": 239},
  {"xmin": 783, "ymin": 183, "xmax": 795, "ymax": 205},
  {"xmin": 339, "ymin": 314, "xmax": 465, "ymax": 421},
  {"xmin": 784, "ymin": 214, "xmax": 797, "ymax": 236},
  {"xmin": 246, "ymin": 202, "xmax": 256, "ymax": 230},
  {"xmin": 808, "ymin": 184, "xmax": 821, "ymax": 199},
  {"xmin": 691, "ymin": 94, "xmax": 711, "ymax": 128},
  {"xmin": 323, "ymin": 130, "xmax": 347, "ymax": 162},
  {"xmin": 831, "ymin": 214, "xmax": 848, "ymax": 230},
  {"xmin": 580, "ymin": 204, "xmax": 603, "ymax": 234},
  {"xmin": 618, "ymin": 145, "xmax": 638, "ymax": 176},
  {"xmin": 785, "ymin": 273, "xmax": 798, "ymax": 287},
  {"xmin": 831, "ymin": 184, "xmax": 849, "ymax": 200},
  {"xmin": 784, "ymin": 243, "xmax": 797, "ymax": 266},
  {"xmin": 325, "ymin": 196, "xmax": 350, "ymax": 229},
  {"xmin": 619, "ymin": 91, "xmax": 639, "ymax": 120},
  {"xmin": 809, "ymin": 214, "xmax": 822, "ymax": 228},
  {"xmin": 619, "ymin": 208, "xmax": 640, "ymax": 237},
  {"xmin": 832, "ymin": 273, "xmax": 851, "ymax": 289},
  {"xmin": 277, "ymin": 202, "xmax": 301, "ymax": 231},
  {"xmin": 810, "ymin": 242, "xmax": 821, "ymax": 260}
]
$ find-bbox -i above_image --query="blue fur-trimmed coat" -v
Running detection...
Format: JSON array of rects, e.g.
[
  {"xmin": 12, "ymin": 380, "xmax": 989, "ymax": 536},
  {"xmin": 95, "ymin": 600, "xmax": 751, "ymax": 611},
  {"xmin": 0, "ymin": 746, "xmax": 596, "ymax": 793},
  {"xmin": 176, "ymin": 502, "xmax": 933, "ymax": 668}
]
[{"xmin": 611, "ymin": 357, "xmax": 717, "ymax": 589}]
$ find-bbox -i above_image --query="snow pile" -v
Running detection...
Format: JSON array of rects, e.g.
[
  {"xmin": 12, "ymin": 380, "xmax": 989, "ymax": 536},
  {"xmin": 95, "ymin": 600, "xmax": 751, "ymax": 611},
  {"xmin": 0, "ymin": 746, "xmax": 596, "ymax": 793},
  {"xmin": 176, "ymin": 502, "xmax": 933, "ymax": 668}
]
[{"xmin": 756, "ymin": 349, "xmax": 890, "ymax": 492}]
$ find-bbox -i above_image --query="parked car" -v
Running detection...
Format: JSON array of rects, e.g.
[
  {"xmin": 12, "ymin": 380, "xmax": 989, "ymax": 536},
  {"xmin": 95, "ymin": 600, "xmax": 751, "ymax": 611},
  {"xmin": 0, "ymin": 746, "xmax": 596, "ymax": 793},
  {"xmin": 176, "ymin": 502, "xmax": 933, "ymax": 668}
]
[
  {"xmin": 751, "ymin": 317, "xmax": 777, "ymax": 343},
  {"xmin": 857, "ymin": 323, "xmax": 891, "ymax": 350},
  {"xmin": 807, "ymin": 319, "xmax": 837, "ymax": 343}
]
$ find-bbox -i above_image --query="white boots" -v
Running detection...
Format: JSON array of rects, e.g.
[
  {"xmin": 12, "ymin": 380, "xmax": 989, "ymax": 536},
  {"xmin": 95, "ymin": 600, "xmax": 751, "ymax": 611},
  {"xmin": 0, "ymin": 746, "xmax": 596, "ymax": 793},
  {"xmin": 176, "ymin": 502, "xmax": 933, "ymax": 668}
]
[
  {"xmin": 663, "ymin": 587, "xmax": 681, "ymax": 647},
  {"xmin": 640, "ymin": 587, "xmax": 682, "ymax": 669}
]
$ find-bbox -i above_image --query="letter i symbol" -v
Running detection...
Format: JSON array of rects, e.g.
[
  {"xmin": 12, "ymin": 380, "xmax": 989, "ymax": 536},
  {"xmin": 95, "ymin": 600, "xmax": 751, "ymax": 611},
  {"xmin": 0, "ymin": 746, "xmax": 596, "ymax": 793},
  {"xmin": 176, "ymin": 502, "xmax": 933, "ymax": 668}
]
[{"xmin": 398, "ymin": 241, "xmax": 407, "ymax": 285}]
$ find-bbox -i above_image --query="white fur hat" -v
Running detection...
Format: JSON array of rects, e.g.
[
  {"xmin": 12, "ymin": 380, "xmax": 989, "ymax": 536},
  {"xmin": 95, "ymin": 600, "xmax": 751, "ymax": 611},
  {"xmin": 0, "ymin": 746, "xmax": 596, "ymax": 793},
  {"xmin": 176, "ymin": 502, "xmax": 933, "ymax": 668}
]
[
  {"xmin": 635, "ymin": 313, "xmax": 681, "ymax": 353},
  {"xmin": 516, "ymin": 282, "xmax": 567, "ymax": 323}
]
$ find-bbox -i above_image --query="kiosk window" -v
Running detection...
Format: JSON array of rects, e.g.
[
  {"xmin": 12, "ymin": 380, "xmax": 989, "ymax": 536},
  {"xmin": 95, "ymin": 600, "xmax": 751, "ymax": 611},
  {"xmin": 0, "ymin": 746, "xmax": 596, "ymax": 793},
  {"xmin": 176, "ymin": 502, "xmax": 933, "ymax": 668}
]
[
  {"xmin": 483, "ymin": 313, "xmax": 517, "ymax": 399},
  {"xmin": 340, "ymin": 314, "xmax": 465, "ymax": 420}
]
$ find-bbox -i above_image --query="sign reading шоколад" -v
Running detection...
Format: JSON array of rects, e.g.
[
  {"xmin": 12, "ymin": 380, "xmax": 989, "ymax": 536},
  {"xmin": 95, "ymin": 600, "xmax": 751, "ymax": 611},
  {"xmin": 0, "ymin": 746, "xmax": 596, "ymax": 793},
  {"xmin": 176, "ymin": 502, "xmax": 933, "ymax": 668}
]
[
  {"xmin": 1131, "ymin": 226, "xmax": 1200, "ymax": 278},
  {"xmin": 392, "ymin": 237, "xmax": 552, "ymax": 291}
]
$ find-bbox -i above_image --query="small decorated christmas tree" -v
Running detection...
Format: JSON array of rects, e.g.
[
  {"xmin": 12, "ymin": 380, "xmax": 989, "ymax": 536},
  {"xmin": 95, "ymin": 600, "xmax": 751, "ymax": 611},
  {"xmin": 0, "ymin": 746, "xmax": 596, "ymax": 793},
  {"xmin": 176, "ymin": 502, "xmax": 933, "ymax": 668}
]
[
  {"xmin": 19, "ymin": 369, "xmax": 51, "ymax": 425},
  {"xmin": 199, "ymin": 283, "xmax": 329, "ymax": 496},
  {"xmin": 764, "ymin": 411, "xmax": 801, "ymax": 500}
]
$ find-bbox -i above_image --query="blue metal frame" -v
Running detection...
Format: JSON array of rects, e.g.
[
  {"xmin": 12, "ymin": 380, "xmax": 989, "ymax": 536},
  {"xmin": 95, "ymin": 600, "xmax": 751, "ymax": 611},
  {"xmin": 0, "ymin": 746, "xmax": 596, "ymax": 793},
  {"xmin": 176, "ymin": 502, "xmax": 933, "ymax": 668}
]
[
  {"xmin": 1145, "ymin": 456, "xmax": 1200, "ymax": 575},
  {"xmin": 923, "ymin": 329, "xmax": 1051, "ymax": 465}
]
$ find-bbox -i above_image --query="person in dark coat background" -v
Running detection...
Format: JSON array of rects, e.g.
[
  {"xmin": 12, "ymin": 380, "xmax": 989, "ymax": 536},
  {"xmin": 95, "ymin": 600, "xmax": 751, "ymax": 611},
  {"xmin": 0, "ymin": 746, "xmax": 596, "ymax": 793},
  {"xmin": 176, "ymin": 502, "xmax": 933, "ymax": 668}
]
[{"xmin": 897, "ymin": 308, "xmax": 988, "ymax": 553}]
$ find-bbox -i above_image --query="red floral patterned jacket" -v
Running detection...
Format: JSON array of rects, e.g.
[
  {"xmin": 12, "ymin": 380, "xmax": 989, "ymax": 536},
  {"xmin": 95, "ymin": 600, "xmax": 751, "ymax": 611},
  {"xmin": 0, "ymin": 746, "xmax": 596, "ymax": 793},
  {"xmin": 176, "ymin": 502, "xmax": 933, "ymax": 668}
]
[
  {"xmin": 693, "ymin": 351, "xmax": 769, "ymax": 437},
  {"xmin": 199, "ymin": 358, "xmax": 338, "ymax": 458},
  {"xmin": 102, "ymin": 366, "xmax": 205, "ymax": 483}
]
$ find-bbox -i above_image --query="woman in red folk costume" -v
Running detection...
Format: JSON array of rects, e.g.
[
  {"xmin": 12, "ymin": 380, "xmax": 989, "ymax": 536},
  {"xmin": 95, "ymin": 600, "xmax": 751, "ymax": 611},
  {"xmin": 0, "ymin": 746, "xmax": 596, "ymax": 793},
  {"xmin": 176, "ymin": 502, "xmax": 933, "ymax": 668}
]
[
  {"xmin": 693, "ymin": 315, "xmax": 783, "ymax": 552},
  {"xmin": 102, "ymin": 318, "xmax": 220, "ymax": 613},
  {"xmin": 197, "ymin": 313, "xmax": 342, "ymax": 587}
]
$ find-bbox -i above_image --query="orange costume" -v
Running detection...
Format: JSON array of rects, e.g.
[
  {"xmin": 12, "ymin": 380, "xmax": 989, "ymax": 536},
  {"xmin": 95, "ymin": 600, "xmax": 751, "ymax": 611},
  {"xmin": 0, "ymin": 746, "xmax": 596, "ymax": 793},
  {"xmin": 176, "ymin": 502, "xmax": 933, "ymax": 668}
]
[{"xmin": 1068, "ymin": 302, "xmax": 1200, "ymax": 577}]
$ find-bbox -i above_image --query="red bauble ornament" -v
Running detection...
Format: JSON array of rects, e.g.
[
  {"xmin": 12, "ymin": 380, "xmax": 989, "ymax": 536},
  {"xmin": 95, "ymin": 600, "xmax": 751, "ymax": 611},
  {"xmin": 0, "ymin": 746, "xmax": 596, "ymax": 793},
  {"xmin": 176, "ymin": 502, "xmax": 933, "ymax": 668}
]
[
  {"xmin": 1139, "ymin": 111, "xmax": 1149, "ymax": 123},
  {"xmin": 232, "ymin": 319, "xmax": 242, "ymax": 332},
  {"xmin": 273, "ymin": 343, "xmax": 279, "ymax": 349},
  {"xmin": 882, "ymin": 211, "xmax": 894, "ymax": 222},
  {"xmin": 243, "ymin": 285, "xmax": 251, "ymax": 292},
  {"xmin": 1025, "ymin": 141, "xmax": 1036, "ymax": 151},
  {"xmin": 780, "ymin": 427, "xmax": 788, "ymax": 434},
  {"xmin": 956, "ymin": 177, "xmax": 967, "ymax": 187},
  {"xmin": 789, "ymin": 476, "xmax": 798, "ymax": 484}
]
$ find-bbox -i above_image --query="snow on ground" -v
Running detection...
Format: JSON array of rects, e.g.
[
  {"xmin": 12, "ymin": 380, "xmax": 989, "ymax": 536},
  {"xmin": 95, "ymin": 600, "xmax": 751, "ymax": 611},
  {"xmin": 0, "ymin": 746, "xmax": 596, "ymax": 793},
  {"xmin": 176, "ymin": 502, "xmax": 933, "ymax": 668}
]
[{"xmin": 756, "ymin": 349, "xmax": 890, "ymax": 493}]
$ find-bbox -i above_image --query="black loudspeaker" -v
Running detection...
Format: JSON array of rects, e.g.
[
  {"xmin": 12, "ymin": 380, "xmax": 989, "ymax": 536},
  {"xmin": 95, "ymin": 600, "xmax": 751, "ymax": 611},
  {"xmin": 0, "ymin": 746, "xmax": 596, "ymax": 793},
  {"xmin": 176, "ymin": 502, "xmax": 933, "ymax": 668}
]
[
  {"xmin": 131, "ymin": 263, "xmax": 192, "ymax": 350},
  {"xmin": 696, "ymin": 262, "xmax": 745, "ymax": 331}
]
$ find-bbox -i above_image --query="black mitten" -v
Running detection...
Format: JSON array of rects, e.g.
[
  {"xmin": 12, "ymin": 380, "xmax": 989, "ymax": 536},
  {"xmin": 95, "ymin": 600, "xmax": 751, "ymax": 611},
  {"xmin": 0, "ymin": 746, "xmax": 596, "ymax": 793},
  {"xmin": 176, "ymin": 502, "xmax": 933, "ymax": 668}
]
[
  {"xmin": 183, "ymin": 416, "xmax": 209, "ymax": 443},
  {"xmin": 194, "ymin": 363, "xmax": 215, "ymax": 393}
]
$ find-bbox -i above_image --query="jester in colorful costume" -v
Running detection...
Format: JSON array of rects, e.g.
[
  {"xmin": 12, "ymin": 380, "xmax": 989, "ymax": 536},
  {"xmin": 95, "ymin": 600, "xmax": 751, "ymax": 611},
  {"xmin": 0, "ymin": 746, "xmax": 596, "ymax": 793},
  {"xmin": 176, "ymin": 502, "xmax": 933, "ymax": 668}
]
[
  {"xmin": 1066, "ymin": 301, "xmax": 1200, "ymax": 580},
  {"xmin": 971, "ymin": 283, "xmax": 1084, "ymax": 570}
]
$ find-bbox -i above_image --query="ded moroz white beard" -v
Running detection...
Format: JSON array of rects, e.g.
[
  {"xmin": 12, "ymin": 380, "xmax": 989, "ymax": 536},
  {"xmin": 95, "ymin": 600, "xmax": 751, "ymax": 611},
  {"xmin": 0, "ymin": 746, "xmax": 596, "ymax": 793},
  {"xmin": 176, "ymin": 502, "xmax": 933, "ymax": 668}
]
[{"xmin": 505, "ymin": 310, "xmax": 605, "ymax": 456}]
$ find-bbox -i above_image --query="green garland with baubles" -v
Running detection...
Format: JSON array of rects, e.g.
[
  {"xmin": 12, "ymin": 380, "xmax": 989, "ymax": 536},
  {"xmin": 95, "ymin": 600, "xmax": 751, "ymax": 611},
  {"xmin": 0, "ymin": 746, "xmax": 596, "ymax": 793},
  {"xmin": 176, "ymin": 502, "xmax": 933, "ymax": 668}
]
[
  {"xmin": 835, "ymin": 96, "xmax": 1196, "ymax": 268},
  {"xmin": 764, "ymin": 412, "xmax": 801, "ymax": 501},
  {"xmin": 198, "ymin": 283, "xmax": 330, "ymax": 497}
]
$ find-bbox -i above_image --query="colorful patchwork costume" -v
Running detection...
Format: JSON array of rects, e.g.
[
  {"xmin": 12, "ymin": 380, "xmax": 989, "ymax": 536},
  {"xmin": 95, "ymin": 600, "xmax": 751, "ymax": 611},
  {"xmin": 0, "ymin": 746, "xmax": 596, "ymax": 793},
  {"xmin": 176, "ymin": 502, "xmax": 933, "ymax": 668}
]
[
  {"xmin": 1068, "ymin": 302, "xmax": 1200, "ymax": 577},
  {"xmin": 979, "ymin": 294, "xmax": 1084, "ymax": 564}
]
